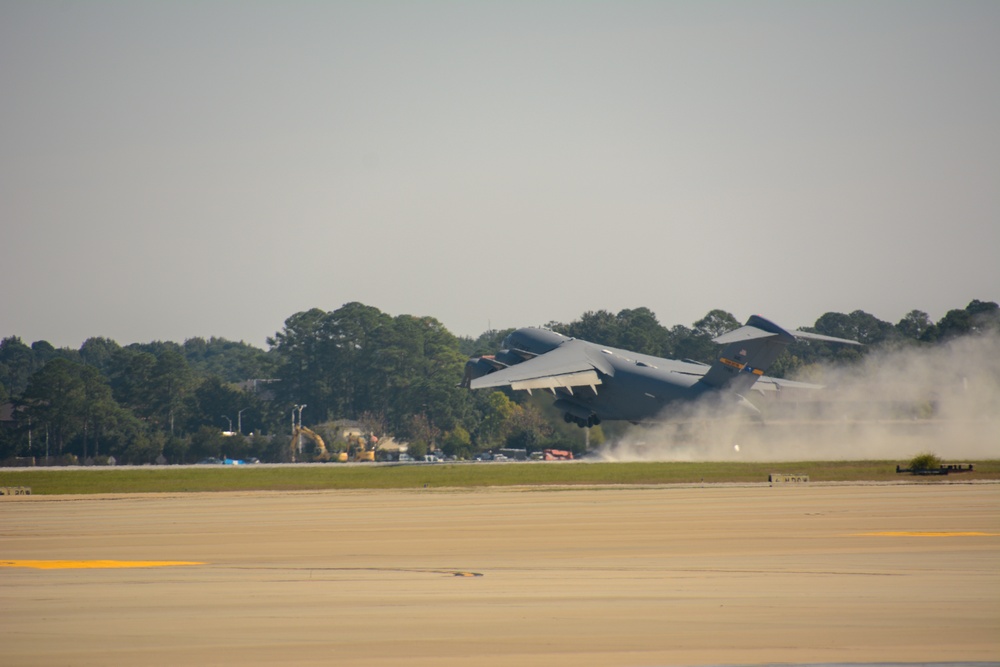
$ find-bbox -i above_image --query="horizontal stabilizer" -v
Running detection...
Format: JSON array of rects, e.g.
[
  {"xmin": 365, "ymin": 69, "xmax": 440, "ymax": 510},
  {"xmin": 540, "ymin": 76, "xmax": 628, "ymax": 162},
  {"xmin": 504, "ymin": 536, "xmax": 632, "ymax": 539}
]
[
  {"xmin": 788, "ymin": 329, "xmax": 862, "ymax": 345},
  {"xmin": 713, "ymin": 325, "xmax": 789, "ymax": 345},
  {"xmin": 712, "ymin": 315, "xmax": 796, "ymax": 346},
  {"xmin": 714, "ymin": 317, "xmax": 862, "ymax": 347},
  {"xmin": 753, "ymin": 377, "xmax": 825, "ymax": 391}
]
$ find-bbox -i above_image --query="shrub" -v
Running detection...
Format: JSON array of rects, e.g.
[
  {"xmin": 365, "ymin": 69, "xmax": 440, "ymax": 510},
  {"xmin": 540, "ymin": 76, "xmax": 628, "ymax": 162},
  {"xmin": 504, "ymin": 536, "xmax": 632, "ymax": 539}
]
[{"xmin": 909, "ymin": 452, "xmax": 942, "ymax": 471}]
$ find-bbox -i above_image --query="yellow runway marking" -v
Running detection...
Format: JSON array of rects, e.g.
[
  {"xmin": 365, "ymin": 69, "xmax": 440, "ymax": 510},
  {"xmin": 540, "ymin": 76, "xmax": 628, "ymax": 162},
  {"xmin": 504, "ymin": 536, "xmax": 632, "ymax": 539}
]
[
  {"xmin": 1, "ymin": 560, "xmax": 205, "ymax": 569},
  {"xmin": 856, "ymin": 531, "xmax": 998, "ymax": 537}
]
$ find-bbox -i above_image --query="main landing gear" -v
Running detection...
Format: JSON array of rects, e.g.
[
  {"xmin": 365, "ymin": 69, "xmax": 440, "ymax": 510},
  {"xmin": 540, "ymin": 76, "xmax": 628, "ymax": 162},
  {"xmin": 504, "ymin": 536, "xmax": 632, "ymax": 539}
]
[{"xmin": 564, "ymin": 413, "xmax": 601, "ymax": 428}]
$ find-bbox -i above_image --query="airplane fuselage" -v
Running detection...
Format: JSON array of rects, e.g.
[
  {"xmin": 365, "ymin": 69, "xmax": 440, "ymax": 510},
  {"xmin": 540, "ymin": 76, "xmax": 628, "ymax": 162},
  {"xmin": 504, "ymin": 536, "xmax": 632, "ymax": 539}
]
[
  {"xmin": 465, "ymin": 318, "xmax": 856, "ymax": 428},
  {"xmin": 468, "ymin": 328, "xmax": 728, "ymax": 426}
]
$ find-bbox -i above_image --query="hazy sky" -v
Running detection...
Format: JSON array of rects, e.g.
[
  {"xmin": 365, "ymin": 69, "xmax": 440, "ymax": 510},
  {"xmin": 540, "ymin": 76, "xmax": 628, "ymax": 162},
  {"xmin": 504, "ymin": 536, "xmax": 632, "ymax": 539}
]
[{"xmin": 2, "ymin": 1, "xmax": 998, "ymax": 349}]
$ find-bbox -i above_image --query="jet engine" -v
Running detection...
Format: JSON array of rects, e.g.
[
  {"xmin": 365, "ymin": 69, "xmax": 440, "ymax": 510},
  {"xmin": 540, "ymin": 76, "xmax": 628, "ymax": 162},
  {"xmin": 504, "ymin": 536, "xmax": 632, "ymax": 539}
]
[{"xmin": 460, "ymin": 356, "xmax": 501, "ymax": 388}]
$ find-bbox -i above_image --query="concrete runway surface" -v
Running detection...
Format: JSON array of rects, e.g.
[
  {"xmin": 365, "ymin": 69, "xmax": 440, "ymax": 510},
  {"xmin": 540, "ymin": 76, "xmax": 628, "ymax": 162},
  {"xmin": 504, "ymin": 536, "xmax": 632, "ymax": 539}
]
[{"xmin": 2, "ymin": 484, "xmax": 998, "ymax": 666}]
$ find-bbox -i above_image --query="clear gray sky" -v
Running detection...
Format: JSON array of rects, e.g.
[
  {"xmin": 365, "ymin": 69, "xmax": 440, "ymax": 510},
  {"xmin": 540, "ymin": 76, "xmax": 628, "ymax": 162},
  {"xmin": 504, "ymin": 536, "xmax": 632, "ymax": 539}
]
[{"xmin": 2, "ymin": 1, "xmax": 998, "ymax": 349}]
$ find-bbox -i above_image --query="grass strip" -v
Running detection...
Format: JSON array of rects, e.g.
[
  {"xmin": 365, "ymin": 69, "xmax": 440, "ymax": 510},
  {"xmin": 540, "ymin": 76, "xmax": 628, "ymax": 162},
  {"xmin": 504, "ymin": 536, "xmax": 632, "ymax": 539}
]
[{"xmin": 1, "ymin": 460, "xmax": 998, "ymax": 495}]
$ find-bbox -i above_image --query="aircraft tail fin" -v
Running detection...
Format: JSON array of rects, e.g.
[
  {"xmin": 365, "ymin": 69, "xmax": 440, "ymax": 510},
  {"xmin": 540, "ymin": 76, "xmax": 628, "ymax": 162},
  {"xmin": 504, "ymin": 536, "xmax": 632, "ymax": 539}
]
[
  {"xmin": 698, "ymin": 315, "xmax": 860, "ymax": 392},
  {"xmin": 698, "ymin": 315, "xmax": 794, "ymax": 391}
]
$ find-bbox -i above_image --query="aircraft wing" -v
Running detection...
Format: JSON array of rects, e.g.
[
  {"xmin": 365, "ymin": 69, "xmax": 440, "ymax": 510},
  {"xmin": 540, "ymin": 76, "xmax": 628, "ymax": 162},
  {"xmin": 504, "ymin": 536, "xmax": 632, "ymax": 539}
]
[{"xmin": 469, "ymin": 340, "xmax": 605, "ymax": 393}]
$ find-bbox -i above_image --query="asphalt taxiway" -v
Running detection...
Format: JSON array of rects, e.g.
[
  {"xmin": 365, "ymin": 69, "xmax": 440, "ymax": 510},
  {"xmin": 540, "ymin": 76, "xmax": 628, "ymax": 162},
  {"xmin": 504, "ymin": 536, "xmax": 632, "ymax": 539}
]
[{"xmin": 2, "ymin": 484, "xmax": 998, "ymax": 665}]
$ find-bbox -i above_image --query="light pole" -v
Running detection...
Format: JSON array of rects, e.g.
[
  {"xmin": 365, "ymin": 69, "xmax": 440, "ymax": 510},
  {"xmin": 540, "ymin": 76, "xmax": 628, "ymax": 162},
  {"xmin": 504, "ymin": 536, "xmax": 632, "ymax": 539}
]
[
  {"xmin": 237, "ymin": 408, "xmax": 248, "ymax": 435},
  {"xmin": 291, "ymin": 404, "xmax": 307, "ymax": 461},
  {"xmin": 297, "ymin": 405, "xmax": 307, "ymax": 457},
  {"xmin": 292, "ymin": 404, "xmax": 307, "ymax": 430},
  {"xmin": 222, "ymin": 415, "xmax": 233, "ymax": 432}
]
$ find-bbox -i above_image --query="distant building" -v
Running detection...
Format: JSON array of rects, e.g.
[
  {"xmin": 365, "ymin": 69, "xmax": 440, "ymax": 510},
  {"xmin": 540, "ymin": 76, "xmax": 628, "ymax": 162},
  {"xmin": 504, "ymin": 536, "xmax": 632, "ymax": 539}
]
[{"xmin": 237, "ymin": 379, "xmax": 280, "ymax": 401}]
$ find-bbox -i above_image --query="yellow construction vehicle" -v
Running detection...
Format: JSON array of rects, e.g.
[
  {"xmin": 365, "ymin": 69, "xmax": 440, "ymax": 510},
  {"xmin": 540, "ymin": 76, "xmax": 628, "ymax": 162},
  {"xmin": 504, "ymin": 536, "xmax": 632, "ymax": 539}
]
[
  {"xmin": 290, "ymin": 426, "xmax": 331, "ymax": 462},
  {"xmin": 345, "ymin": 433, "xmax": 377, "ymax": 462}
]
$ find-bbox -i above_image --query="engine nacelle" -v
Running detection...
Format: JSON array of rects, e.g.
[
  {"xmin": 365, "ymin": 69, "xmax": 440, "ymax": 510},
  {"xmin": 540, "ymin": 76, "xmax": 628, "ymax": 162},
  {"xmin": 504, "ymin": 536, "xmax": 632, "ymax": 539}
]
[
  {"xmin": 501, "ymin": 328, "xmax": 569, "ymax": 358},
  {"xmin": 460, "ymin": 357, "xmax": 499, "ymax": 388},
  {"xmin": 494, "ymin": 349, "xmax": 524, "ymax": 366}
]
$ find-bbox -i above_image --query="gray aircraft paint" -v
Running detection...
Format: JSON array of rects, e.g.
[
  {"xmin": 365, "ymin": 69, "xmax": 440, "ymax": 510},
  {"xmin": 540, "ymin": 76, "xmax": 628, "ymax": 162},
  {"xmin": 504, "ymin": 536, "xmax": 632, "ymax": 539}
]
[{"xmin": 463, "ymin": 315, "xmax": 858, "ymax": 427}]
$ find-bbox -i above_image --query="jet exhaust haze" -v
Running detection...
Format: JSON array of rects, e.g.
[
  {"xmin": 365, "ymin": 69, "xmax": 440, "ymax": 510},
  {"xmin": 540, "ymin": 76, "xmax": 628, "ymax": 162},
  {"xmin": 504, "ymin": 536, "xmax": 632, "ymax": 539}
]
[{"xmin": 595, "ymin": 334, "xmax": 1000, "ymax": 462}]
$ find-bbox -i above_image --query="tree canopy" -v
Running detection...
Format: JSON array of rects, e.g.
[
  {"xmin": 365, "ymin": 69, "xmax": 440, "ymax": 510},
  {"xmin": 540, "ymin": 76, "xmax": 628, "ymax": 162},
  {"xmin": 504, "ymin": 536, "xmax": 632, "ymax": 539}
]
[{"xmin": 1, "ymin": 299, "xmax": 996, "ymax": 464}]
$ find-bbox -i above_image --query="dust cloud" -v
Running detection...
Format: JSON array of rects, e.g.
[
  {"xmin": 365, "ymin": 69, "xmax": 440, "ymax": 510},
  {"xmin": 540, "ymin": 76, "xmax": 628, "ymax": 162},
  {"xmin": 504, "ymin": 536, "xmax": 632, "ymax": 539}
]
[{"xmin": 596, "ymin": 334, "xmax": 1000, "ymax": 462}]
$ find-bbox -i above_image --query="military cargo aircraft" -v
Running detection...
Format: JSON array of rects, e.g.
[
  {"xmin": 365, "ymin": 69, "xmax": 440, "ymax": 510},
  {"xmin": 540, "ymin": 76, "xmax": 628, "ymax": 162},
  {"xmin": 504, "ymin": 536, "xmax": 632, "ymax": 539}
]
[{"xmin": 461, "ymin": 315, "xmax": 859, "ymax": 427}]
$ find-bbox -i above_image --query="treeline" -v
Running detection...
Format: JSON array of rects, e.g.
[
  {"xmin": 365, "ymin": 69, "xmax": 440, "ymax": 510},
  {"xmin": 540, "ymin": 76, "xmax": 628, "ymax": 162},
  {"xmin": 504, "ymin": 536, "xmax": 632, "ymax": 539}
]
[{"xmin": 1, "ymin": 299, "xmax": 996, "ymax": 465}]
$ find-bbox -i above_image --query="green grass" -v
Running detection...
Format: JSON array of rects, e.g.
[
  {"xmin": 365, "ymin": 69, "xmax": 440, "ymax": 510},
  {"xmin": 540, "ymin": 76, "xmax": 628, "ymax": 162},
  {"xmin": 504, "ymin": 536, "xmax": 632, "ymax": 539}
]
[{"xmin": 2, "ymin": 460, "xmax": 999, "ymax": 495}]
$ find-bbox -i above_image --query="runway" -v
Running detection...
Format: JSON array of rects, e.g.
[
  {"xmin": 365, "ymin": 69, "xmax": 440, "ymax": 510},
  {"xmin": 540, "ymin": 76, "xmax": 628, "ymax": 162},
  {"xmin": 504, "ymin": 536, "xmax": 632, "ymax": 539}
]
[{"xmin": 2, "ymin": 484, "xmax": 998, "ymax": 666}]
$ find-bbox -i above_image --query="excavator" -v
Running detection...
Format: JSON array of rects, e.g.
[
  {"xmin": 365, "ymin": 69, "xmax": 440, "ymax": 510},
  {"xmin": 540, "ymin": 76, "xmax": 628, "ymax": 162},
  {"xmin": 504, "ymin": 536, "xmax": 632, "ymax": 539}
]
[{"xmin": 290, "ymin": 426, "xmax": 331, "ymax": 463}]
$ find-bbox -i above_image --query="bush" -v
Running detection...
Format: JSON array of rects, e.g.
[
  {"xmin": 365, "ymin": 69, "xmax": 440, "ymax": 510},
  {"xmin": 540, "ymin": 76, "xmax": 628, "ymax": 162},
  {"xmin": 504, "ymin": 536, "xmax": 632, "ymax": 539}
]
[
  {"xmin": 909, "ymin": 452, "xmax": 942, "ymax": 471},
  {"xmin": 58, "ymin": 454, "xmax": 79, "ymax": 466},
  {"xmin": 406, "ymin": 440, "xmax": 429, "ymax": 460}
]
